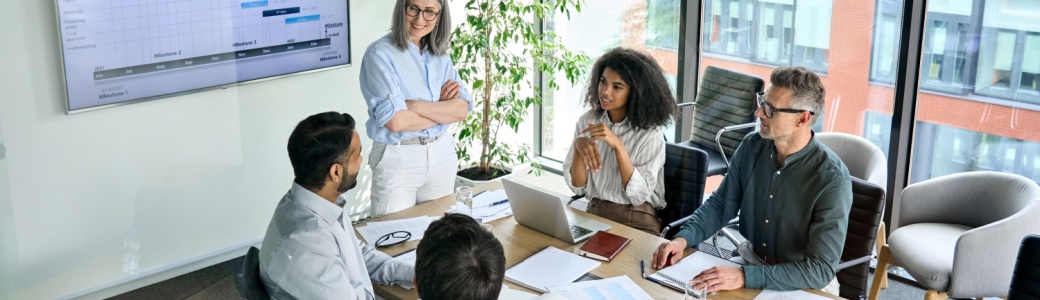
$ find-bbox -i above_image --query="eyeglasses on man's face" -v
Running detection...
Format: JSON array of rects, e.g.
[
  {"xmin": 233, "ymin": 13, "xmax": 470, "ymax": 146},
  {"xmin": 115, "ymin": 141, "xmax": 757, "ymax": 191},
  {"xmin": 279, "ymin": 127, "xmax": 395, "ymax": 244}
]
[
  {"xmin": 406, "ymin": 4, "xmax": 440, "ymax": 21},
  {"xmin": 756, "ymin": 92, "xmax": 815, "ymax": 119},
  {"xmin": 375, "ymin": 230, "xmax": 412, "ymax": 248}
]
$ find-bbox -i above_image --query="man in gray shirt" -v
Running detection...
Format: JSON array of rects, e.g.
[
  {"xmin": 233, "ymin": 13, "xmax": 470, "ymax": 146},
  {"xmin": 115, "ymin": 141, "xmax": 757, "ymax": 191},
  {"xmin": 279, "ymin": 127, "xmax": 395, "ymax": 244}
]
[
  {"xmin": 260, "ymin": 112, "xmax": 413, "ymax": 299},
  {"xmin": 652, "ymin": 66, "xmax": 852, "ymax": 294}
]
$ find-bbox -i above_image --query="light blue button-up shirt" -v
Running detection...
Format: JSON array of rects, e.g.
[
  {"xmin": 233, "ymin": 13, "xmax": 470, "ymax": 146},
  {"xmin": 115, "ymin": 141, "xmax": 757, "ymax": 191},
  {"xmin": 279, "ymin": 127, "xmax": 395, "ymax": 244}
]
[
  {"xmin": 259, "ymin": 183, "xmax": 414, "ymax": 299},
  {"xmin": 359, "ymin": 34, "xmax": 473, "ymax": 144}
]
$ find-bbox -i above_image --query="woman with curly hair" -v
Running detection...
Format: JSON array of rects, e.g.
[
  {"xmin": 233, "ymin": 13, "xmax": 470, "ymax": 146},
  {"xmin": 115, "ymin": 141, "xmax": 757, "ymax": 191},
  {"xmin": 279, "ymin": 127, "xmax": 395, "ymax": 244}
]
[{"xmin": 563, "ymin": 47, "xmax": 678, "ymax": 235}]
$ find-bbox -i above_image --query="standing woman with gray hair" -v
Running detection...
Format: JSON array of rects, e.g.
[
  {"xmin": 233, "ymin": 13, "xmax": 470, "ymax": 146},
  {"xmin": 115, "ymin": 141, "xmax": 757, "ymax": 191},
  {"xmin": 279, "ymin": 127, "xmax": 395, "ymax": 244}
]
[{"xmin": 360, "ymin": 0, "xmax": 472, "ymax": 217}]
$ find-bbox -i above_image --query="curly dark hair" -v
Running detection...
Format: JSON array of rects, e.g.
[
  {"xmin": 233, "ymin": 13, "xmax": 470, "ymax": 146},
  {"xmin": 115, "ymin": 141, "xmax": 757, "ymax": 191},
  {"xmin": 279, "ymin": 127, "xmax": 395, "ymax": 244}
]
[{"xmin": 583, "ymin": 47, "xmax": 677, "ymax": 130}]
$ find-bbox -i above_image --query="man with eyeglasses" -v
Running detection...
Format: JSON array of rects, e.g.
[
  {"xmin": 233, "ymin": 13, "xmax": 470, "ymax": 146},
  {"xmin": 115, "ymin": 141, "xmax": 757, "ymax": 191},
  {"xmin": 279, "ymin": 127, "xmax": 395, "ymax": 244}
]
[
  {"xmin": 652, "ymin": 66, "xmax": 852, "ymax": 295},
  {"xmin": 259, "ymin": 112, "xmax": 414, "ymax": 299}
]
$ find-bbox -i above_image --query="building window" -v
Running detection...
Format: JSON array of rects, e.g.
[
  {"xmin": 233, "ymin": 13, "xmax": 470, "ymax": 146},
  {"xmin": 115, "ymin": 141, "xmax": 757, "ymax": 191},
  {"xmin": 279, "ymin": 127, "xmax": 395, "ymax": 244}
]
[
  {"xmin": 870, "ymin": 0, "xmax": 901, "ymax": 84},
  {"xmin": 646, "ymin": 0, "xmax": 681, "ymax": 50},
  {"xmin": 706, "ymin": 0, "xmax": 831, "ymax": 72},
  {"xmin": 789, "ymin": 0, "xmax": 831, "ymax": 72},
  {"xmin": 974, "ymin": 0, "xmax": 1040, "ymax": 104},
  {"xmin": 912, "ymin": 121, "xmax": 1040, "ymax": 185},
  {"xmin": 920, "ymin": 0, "xmax": 979, "ymax": 95},
  {"xmin": 704, "ymin": 0, "xmax": 754, "ymax": 57},
  {"xmin": 863, "ymin": 111, "xmax": 892, "ymax": 159},
  {"xmin": 752, "ymin": 2, "xmax": 793, "ymax": 65}
]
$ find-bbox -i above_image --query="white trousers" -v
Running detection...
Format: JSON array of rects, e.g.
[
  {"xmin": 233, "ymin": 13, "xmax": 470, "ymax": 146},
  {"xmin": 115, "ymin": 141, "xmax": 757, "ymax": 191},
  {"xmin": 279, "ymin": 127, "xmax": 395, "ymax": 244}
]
[{"xmin": 368, "ymin": 135, "xmax": 457, "ymax": 217}]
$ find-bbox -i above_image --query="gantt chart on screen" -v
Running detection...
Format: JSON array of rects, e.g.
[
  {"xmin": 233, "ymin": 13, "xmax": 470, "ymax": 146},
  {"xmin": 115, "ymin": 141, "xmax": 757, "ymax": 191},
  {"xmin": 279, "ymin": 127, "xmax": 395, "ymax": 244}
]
[{"xmin": 58, "ymin": 0, "xmax": 350, "ymax": 111}]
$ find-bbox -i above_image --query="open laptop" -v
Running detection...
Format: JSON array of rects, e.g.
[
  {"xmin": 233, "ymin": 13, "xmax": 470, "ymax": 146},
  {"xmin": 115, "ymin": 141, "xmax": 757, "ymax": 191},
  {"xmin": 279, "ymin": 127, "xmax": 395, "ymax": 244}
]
[{"xmin": 502, "ymin": 178, "xmax": 611, "ymax": 244}]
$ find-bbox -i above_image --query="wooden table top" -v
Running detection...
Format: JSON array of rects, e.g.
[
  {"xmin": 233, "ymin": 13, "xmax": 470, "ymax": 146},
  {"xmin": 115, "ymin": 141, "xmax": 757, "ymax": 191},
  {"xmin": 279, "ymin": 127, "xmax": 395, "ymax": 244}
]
[{"xmin": 361, "ymin": 181, "xmax": 841, "ymax": 300}]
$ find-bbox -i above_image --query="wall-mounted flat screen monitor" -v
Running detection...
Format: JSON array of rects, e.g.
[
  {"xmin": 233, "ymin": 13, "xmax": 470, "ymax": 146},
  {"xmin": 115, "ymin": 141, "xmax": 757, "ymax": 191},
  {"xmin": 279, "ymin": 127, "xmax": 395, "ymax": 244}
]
[{"xmin": 56, "ymin": 0, "xmax": 351, "ymax": 113}]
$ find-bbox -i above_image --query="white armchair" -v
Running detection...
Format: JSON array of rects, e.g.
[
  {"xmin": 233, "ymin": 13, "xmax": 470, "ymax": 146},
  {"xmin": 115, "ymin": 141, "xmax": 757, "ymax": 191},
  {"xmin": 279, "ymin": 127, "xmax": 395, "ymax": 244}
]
[
  {"xmin": 869, "ymin": 171, "xmax": 1040, "ymax": 300},
  {"xmin": 817, "ymin": 132, "xmax": 887, "ymax": 191}
]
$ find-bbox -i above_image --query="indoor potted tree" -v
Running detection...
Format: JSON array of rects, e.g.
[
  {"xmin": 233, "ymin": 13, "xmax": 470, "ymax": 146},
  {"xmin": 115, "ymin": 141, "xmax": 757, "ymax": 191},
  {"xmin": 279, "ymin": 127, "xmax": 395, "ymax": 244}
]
[{"xmin": 451, "ymin": 0, "xmax": 590, "ymax": 186}]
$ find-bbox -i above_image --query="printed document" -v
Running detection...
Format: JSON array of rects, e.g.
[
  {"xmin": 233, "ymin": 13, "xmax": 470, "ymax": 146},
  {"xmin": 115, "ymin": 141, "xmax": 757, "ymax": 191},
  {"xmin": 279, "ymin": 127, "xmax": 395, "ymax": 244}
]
[{"xmin": 548, "ymin": 276, "xmax": 653, "ymax": 300}]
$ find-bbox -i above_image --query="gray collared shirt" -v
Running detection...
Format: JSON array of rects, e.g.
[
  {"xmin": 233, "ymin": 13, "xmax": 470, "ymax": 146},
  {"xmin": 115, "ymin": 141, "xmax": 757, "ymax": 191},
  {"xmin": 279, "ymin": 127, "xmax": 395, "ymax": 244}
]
[
  {"xmin": 259, "ymin": 183, "xmax": 414, "ymax": 299},
  {"xmin": 674, "ymin": 132, "xmax": 852, "ymax": 290}
]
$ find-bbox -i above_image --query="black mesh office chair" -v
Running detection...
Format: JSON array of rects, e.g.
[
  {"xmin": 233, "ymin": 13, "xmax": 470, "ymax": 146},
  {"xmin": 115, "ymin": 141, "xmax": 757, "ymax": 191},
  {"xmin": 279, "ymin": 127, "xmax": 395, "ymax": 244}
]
[
  {"xmin": 658, "ymin": 142, "xmax": 709, "ymax": 239},
  {"xmin": 679, "ymin": 66, "xmax": 764, "ymax": 177},
  {"xmin": 1008, "ymin": 235, "xmax": 1040, "ymax": 300},
  {"xmin": 836, "ymin": 177, "xmax": 886, "ymax": 300},
  {"xmin": 237, "ymin": 246, "xmax": 269, "ymax": 300}
]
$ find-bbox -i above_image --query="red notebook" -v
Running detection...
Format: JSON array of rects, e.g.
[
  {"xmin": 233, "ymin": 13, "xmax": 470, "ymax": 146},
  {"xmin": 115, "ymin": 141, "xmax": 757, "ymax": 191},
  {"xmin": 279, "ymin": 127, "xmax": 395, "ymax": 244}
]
[{"xmin": 577, "ymin": 231, "xmax": 631, "ymax": 262}]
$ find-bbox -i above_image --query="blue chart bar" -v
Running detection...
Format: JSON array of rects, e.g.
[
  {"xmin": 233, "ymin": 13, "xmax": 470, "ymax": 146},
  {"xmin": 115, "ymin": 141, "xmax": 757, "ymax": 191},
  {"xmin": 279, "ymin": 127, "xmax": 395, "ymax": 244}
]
[
  {"xmin": 263, "ymin": 7, "xmax": 300, "ymax": 17},
  {"xmin": 285, "ymin": 14, "xmax": 320, "ymax": 24},
  {"xmin": 241, "ymin": 1, "xmax": 269, "ymax": 9}
]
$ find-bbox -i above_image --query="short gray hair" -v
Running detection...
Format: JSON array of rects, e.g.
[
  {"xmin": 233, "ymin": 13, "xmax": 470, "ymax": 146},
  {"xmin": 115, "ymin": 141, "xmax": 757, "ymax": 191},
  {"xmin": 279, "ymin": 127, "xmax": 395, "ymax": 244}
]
[
  {"xmin": 390, "ymin": 0, "xmax": 453, "ymax": 56},
  {"xmin": 769, "ymin": 66, "xmax": 825, "ymax": 126}
]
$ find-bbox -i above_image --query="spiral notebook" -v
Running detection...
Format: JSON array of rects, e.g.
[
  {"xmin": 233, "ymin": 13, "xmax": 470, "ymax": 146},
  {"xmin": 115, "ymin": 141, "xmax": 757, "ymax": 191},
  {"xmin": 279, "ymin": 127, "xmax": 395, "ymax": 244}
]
[{"xmin": 646, "ymin": 251, "xmax": 741, "ymax": 297}]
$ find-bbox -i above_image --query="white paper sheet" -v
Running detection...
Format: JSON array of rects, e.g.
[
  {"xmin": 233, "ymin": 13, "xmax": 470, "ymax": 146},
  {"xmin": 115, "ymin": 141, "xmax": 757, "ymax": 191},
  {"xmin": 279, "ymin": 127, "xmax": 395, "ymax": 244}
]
[
  {"xmin": 753, "ymin": 289, "xmax": 833, "ymax": 300},
  {"xmin": 548, "ymin": 276, "xmax": 654, "ymax": 300},
  {"xmin": 505, "ymin": 246, "xmax": 601, "ymax": 293},
  {"xmin": 446, "ymin": 189, "xmax": 514, "ymax": 223},
  {"xmin": 354, "ymin": 216, "xmax": 437, "ymax": 244}
]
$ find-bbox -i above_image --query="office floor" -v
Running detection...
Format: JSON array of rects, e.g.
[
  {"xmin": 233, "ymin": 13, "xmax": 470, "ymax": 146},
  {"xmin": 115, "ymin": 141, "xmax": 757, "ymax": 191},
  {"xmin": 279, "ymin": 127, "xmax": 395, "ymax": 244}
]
[{"xmin": 111, "ymin": 170, "xmax": 970, "ymax": 300}]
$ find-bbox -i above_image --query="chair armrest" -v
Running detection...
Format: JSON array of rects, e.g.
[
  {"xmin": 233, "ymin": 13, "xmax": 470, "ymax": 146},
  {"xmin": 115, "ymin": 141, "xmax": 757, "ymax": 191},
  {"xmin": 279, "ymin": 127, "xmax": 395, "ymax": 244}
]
[
  {"xmin": 568, "ymin": 194, "xmax": 585, "ymax": 206},
  {"xmin": 661, "ymin": 215, "xmax": 693, "ymax": 238},
  {"xmin": 713, "ymin": 220, "xmax": 742, "ymax": 257},
  {"xmin": 715, "ymin": 123, "xmax": 756, "ymax": 167},
  {"xmin": 837, "ymin": 256, "xmax": 873, "ymax": 270},
  {"xmin": 948, "ymin": 201, "xmax": 1040, "ymax": 297}
]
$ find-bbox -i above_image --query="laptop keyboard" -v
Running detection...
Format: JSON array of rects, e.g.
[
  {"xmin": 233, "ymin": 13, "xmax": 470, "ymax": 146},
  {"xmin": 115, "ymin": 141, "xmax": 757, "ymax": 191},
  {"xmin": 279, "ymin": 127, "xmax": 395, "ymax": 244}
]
[{"xmin": 570, "ymin": 225, "xmax": 593, "ymax": 239}]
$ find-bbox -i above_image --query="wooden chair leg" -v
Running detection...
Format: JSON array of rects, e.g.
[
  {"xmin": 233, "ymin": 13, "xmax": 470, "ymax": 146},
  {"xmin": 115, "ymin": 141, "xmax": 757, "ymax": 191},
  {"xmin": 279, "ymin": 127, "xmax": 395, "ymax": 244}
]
[
  {"xmin": 869, "ymin": 245, "xmax": 891, "ymax": 300},
  {"xmin": 876, "ymin": 222, "xmax": 889, "ymax": 289},
  {"xmin": 924, "ymin": 290, "xmax": 947, "ymax": 300}
]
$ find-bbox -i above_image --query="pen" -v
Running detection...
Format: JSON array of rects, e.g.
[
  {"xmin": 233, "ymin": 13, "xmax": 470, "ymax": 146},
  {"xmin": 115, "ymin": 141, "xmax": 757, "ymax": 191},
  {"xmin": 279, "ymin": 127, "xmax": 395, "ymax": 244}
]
[
  {"xmin": 474, "ymin": 199, "xmax": 509, "ymax": 208},
  {"xmin": 640, "ymin": 259, "xmax": 646, "ymax": 278}
]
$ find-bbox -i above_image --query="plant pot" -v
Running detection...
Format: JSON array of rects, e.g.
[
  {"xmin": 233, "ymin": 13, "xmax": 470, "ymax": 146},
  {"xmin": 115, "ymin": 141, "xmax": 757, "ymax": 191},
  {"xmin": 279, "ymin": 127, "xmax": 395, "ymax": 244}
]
[{"xmin": 455, "ymin": 163, "xmax": 524, "ymax": 187}]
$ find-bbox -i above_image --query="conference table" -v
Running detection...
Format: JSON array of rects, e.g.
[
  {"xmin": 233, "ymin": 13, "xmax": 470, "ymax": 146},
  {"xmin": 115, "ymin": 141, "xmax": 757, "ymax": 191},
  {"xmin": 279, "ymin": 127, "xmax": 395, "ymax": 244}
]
[{"xmin": 362, "ymin": 181, "xmax": 841, "ymax": 300}]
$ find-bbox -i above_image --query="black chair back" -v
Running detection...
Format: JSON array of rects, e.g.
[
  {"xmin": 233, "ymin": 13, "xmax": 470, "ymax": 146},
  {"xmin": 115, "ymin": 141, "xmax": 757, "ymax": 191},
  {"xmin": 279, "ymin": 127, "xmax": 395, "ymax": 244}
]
[
  {"xmin": 689, "ymin": 66, "xmax": 763, "ymax": 158},
  {"xmin": 836, "ymin": 177, "xmax": 886, "ymax": 300},
  {"xmin": 1008, "ymin": 235, "xmax": 1040, "ymax": 300},
  {"xmin": 237, "ymin": 246, "xmax": 269, "ymax": 300},
  {"xmin": 659, "ymin": 142, "xmax": 708, "ymax": 238}
]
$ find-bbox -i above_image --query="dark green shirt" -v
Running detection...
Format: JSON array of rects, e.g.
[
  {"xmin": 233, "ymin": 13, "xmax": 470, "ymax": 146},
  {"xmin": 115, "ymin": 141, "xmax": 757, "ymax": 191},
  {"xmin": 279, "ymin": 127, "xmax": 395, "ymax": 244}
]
[{"xmin": 674, "ymin": 132, "xmax": 852, "ymax": 290}]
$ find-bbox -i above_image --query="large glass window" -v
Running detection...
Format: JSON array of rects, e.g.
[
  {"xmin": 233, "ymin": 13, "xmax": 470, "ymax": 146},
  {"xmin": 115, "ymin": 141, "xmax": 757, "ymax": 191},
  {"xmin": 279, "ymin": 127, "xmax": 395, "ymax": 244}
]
[
  {"xmin": 647, "ymin": 0, "xmax": 681, "ymax": 50},
  {"xmin": 907, "ymin": 1, "xmax": 1040, "ymax": 186},
  {"xmin": 539, "ymin": 0, "xmax": 680, "ymax": 162}
]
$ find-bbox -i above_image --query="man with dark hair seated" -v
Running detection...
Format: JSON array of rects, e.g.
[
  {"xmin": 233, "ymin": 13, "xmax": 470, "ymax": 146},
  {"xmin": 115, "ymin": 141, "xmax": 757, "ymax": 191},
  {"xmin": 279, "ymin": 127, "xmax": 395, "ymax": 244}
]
[
  {"xmin": 415, "ymin": 213, "xmax": 565, "ymax": 300},
  {"xmin": 259, "ymin": 112, "xmax": 413, "ymax": 299}
]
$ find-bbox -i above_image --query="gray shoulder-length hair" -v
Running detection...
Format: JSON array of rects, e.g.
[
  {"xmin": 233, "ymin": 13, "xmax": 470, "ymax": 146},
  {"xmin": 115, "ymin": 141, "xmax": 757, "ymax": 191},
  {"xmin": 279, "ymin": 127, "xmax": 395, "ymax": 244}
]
[{"xmin": 390, "ymin": 0, "xmax": 453, "ymax": 56}]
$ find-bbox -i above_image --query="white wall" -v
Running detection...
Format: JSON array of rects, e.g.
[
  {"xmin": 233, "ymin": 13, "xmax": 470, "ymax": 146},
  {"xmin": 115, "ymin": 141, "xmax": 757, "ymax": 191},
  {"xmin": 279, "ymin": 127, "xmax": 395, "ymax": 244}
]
[{"xmin": 0, "ymin": 1, "xmax": 409, "ymax": 299}]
